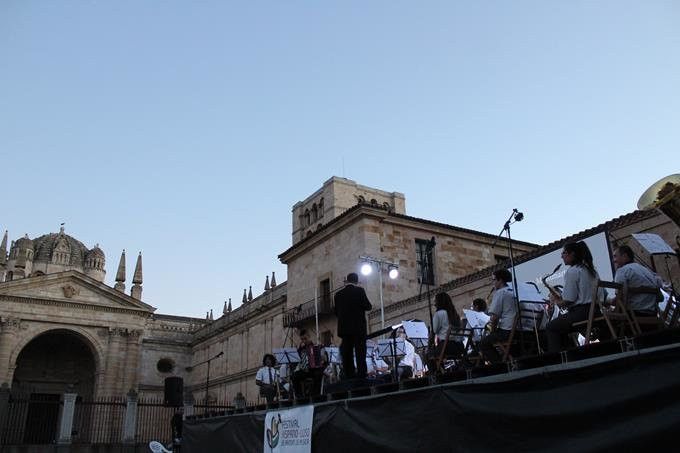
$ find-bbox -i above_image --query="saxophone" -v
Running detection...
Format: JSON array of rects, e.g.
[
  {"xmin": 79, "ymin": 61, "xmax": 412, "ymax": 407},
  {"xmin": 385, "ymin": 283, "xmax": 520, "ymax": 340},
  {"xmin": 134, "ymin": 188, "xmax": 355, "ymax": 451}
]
[
  {"xmin": 542, "ymin": 264, "xmax": 564, "ymax": 315},
  {"xmin": 541, "ymin": 264, "xmax": 563, "ymax": 300}
]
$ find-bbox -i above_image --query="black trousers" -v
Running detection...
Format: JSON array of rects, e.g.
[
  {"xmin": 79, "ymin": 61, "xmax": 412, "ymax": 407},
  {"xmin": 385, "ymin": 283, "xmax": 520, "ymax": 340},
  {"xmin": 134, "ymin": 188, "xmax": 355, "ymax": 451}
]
[
  {"xmin": 545, "ymin": 304, "xmax": 591, "ymax": 353},
  {"xmin": 340, "ymin": 334, "xmax": 367, "ymax": 379}
]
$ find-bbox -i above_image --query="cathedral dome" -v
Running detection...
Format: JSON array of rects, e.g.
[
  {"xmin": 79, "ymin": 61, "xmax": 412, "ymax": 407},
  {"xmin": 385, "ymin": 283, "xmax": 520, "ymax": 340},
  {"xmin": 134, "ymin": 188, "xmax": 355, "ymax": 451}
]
[
  {"xmin": 14, "ymin": 236, "xmax": 34, "ymax": 250},
  {"xmin": 86, "ymin": 246, "xmax": 105, "ymax": 260},
  {"xmin": 33, "ymin": 232, "xmax": 90, "ymax": 267}
]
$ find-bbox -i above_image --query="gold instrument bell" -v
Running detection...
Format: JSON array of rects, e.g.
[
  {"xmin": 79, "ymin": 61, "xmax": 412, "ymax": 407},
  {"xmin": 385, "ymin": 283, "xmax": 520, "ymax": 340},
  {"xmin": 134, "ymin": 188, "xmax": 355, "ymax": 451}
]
[{"xmin": 638, "ymin": 174, "xmax": 680, "ymax": 229}]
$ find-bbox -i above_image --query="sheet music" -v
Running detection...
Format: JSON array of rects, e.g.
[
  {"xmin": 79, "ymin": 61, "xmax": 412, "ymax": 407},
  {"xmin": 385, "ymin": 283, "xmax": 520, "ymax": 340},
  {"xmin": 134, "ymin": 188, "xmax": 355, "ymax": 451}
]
[
  {"xmin": 463, "ymin": 309, "xmax": 490, "ymax": 328},
  {"xmin": 402, "ymin": 320, "xmax": 428, "ymax": 340},
  {"xmin": 632, "ymin": 233, "xmax": 676, "ymax": 255}
]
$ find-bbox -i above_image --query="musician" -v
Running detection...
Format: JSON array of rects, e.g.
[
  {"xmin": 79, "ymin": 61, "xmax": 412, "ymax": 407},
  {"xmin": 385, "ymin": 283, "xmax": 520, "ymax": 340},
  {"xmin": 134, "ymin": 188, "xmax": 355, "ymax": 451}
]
[
  {"xmin": 430, "ymin": 292, "xmax": 463, "ymax": 368},
  {"xmin": 396, "ymin": 326, "xmax": 416, "ymax": 379},
  {"xmin": 334, "ymin": 272, "xmax": 373, "ymax": 380},
  {"xmin": 291, "ymin": 329, "xmax": 324, "ymax": 398},
  {"xmin": 472, "ymin": 298, "xmax": 488, "ymax": 313},
  {"xmin": 255, "ymin": 354, "xmax": 278, "ymax": 404},
  {"xmin": 479, "ymin": 269, "xmax": 517, "ymax": 363},
  {"xmin": 545, "ymin": 241, "xmax": 600, "ymax": 353},
  {"xmin": 613, "ymin": 245, "xmax": 664, "ymax": 322}
]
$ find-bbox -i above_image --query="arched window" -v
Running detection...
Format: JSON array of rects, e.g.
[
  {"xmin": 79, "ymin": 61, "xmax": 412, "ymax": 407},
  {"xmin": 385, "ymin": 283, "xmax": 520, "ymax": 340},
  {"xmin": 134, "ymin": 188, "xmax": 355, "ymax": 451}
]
[
  {"xmin": 383, "ymin": 202, "xmax": 390, "ymax": 210},
  {"xmin": 316, "ymin": 224, "xmax": 322, "ymax": 231},
  {"xmin": 6, "ymin": 271, "xmax": 13, "ymax": 281},
  {"xmin": 370, "ymin": 199, "xmax": 378, "ymax": 206},
  {"xmin": 318, "ymin": 198, "xmax": 324, "ymax": 217},
  {"xmin": 312, "ymin": 204, "xmax": 318, "ymax": 222},
  {"xmin": 357, "ymin": 195, "xmax": 366, "ymax": 204},
  {"xmin": 306, "ymin": 230, "xmax": 313, "ymax": 238},
  {"xmin": 304, "ymin": 209, "xmax": 311, "ymax": 226}
]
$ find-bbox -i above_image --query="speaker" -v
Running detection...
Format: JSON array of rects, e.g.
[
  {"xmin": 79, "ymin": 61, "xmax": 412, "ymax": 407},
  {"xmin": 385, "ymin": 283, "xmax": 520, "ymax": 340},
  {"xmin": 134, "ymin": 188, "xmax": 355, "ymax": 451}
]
[{"xmin": 164, "ymin": 376, "xmax": 184, "ymax": 407}]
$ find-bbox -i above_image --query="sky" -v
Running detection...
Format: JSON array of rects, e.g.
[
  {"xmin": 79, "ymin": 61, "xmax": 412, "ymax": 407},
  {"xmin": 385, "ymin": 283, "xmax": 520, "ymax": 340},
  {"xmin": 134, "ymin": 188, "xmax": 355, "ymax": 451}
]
[{"xmin": 1, "ymin": 1, "xmax": 678, "ymax": 317}]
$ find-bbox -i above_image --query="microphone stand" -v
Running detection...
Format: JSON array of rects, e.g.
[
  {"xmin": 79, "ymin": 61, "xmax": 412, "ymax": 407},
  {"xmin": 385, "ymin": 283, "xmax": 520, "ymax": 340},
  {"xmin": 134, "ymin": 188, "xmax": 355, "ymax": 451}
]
[
  {"xmin": 187, "ymin": 351, "xmax": 224, "ymax": 413},
  {"xmin": 492, "ymin": 209, "xmax": 524, "ymax": 352},
  {"xmin": 418, "ymin": 237, "xmax": 436, "ymax": 348}
]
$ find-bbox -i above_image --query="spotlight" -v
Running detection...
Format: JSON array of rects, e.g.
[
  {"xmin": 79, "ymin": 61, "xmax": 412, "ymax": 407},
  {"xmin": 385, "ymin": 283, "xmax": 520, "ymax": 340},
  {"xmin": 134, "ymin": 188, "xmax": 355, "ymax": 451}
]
[
  {"xmin": 360, "ymin": 263, "xmax": 372, "ymax": 276},
  {"xmin": 388, "ymin": 266, "xmax": 399, "ymax": 280}
]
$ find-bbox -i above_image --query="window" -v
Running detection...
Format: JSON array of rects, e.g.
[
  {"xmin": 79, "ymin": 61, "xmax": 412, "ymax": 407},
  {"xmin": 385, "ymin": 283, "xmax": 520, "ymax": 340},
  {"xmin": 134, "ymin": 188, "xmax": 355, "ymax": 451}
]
[
  {"xmin": 415, "ymin": 239, "xmax": 435, "ymax": 285},
  {"xmin": 318, "ymin": 198, "xmax": 324, "ymax": 217},
  {"xmin": 319, "ymin": 278, "xmax": 331, "ymax": 311},
  {"xmin": 157, "ymin": 358, "xmax": 175, "ymax": 373}
]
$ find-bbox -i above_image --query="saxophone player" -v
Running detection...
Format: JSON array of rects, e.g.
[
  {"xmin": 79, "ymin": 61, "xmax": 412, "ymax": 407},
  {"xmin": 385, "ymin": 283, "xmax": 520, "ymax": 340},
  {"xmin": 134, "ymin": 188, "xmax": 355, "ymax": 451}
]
[{"xmin": 479, "ymin": 269, "xmax": 517, "ymax": 363}]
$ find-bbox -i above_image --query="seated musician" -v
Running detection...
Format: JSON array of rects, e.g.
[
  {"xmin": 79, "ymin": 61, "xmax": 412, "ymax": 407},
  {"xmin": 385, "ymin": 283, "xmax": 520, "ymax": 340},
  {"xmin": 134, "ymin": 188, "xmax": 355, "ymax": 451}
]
[
  {"xmin": 291, "ymin": 329, "xmax": 325, "ymax": 398},
  {"xmin": 432, "ymin": 292, "xmax": 463, "ymax": 354},
  {"xmin": 479, "ymin": 269, "xmax": 517, "ymax": 363},
  {"xmin": 396, "ymin": 326, "xmax": 416, "ymax": 379},
  {"xmin": 613, "ymin": 245, "xmax": 664, "ymax": 327},
  {"xmin": 365, "ymin": 340, "xmax": 389, "ymax": 378},
  {"xmin": 255, "ymin": 354, "xmax": 278, "ymax": 404},
  {"xmin": 472, "ymin": 298, "xmax": 488, "ymax": 314}
]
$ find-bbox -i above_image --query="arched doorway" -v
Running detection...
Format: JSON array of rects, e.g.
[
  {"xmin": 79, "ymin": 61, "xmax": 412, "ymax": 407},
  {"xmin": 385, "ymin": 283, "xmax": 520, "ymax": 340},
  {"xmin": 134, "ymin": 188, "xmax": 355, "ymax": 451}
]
[{"xmin": 10, "ymin": 330, "xmax": 97, "ymax": 443}]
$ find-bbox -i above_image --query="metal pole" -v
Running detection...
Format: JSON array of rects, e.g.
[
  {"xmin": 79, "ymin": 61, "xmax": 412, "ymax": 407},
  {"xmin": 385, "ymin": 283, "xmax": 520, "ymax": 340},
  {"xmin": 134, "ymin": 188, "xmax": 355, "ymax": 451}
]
[
  {"xmin": 378, "ymin": 261, "xmax": 385, "ymax": 329},
  {"xmin": 204, "ymin": 358, "xmax": 210, "ymax": 414},
  {"xmin": 314, "ymin": 285, "xmax": 319, "ymax": 344}
]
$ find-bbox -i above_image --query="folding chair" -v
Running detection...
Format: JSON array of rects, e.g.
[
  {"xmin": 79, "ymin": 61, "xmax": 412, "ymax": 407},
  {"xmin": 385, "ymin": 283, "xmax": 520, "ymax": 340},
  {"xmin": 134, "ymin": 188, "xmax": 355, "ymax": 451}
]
[
  {"xmin": 434, "ymin": 326, "xmax": 475, "ymax": 372},
  {"xmin": 492, "ymin": 315, "xmax": 519, "ymax": 363},
  {"xmin": 661, "ymin": 291, "xmax": 680, "ymax": 328},
  {"xmin": 625, "ymin": 285, "xmax": 664, "ymax": 333},
  {"xmin": 573, "ymin": 280, "xmax": 637, "ymax": 345}
]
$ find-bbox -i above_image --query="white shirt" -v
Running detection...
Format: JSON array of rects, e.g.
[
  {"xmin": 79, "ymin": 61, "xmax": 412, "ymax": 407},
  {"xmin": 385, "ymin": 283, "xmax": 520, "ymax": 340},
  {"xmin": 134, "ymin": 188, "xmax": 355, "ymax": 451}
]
[
  {"xmin": 398, "ymin": 339, "xmax": 416, "ymax": 368},
  {"xmin": 255, "ymin": 366, "xmax": 278, "ymax": 385},
  {"xmin": 432, "ymin": 310, "xmax": 450, "ymax": 341},
  {"xmin": 562, "ymin": 265, "xmax": 597, "ymax": 307},
  {"xmin": 615, "ymin": 262, "xmax": 663, "ymax": 312},
  {"xmin": 489, "ymin": 285, "xmax": 517, "ymax": 331}
]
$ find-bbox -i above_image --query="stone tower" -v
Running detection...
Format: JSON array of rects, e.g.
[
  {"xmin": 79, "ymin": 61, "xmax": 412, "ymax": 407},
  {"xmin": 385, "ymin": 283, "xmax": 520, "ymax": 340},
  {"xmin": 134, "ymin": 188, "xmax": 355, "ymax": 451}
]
[{"xmin": 291, "ymin": 176, "xmax": 406, "ymax": 244}]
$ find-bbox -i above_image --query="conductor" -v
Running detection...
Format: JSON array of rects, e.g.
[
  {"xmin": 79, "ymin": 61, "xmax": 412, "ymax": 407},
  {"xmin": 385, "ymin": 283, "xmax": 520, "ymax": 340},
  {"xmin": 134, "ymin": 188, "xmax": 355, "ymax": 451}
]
[{"xmin": 334, "ymin": 272, "xmax": 373, "ymax": 380}]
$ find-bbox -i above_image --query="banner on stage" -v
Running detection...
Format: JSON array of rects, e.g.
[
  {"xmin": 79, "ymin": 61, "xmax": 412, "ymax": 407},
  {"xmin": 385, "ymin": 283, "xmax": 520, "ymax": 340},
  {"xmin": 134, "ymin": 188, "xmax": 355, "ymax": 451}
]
[{"xmin": 264, "ymin": 405, "xmax": 314, "ymax": 453}]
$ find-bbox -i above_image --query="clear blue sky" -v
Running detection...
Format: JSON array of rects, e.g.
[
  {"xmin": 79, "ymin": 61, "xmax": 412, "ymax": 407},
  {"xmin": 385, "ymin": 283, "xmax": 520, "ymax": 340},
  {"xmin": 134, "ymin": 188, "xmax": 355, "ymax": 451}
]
[{"xmin": 2, "ymin": 1, "xmax": 678, "ymax": 317}]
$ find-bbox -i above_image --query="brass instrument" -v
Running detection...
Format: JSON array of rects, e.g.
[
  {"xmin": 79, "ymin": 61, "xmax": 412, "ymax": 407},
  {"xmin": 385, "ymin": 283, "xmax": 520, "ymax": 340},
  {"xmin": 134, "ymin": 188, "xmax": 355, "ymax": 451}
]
[
  {"xmin": 541, "ymin": 264, "xmax": 563, "ymax": 301},
  {"xmin": 638, "ymin": 174, "xmax": 680, "ymax": 229}
]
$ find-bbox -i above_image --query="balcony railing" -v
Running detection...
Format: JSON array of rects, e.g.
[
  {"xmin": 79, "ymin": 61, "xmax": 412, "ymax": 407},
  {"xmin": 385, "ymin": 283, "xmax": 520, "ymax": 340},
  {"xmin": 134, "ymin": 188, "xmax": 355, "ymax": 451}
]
[{"xmin": 283, "ymin": 295, "xmax": 334, "ymax": 327}]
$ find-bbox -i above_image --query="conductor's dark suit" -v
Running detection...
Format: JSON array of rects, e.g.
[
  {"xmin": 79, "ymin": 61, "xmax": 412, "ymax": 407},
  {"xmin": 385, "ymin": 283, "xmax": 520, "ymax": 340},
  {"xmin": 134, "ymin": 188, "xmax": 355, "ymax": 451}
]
[{"xmin": 334, "ymin": 283, "xmax": 372, "ymax": 379}]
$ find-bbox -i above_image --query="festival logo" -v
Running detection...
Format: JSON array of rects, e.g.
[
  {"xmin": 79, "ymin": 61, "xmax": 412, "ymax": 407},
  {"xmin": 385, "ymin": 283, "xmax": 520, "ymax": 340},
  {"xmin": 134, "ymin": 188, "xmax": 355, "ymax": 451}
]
[{"xmin": 266, "ymin": 414, "xmax": 282, "ymax": 448}]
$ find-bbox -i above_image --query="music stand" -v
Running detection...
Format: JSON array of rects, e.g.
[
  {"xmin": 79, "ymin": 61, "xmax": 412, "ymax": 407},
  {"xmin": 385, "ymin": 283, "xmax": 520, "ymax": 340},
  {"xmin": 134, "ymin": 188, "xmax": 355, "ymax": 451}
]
[
  {"xmin": 377, "ymin": 338, "xmax": 406, "ymax": 382},
  {"xmin": 402, "ymin": 321, "xmax": 429, "ymax": 349},
  {"xmin": 273, "ymin": 348, "xmax": 300, "ymax": 366}
]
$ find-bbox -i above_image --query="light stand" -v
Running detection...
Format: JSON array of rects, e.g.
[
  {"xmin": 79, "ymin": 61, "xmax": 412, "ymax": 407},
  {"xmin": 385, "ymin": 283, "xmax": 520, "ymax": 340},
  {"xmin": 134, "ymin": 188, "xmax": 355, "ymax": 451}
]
[
  {"xmin": 359, "ymin": 256, "xmax": 399, "ymax": 329},
  {"xmin": 186, "ymin": 351, "xmax": 224, "ymax": 413}
]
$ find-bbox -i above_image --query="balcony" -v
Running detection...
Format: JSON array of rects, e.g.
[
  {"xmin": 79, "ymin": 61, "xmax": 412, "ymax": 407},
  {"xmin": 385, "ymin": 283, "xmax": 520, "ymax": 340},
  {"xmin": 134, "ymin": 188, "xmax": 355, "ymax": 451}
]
[{"xmin": 283, "ymin": 295, "xmax": 334, "ymax": 328}]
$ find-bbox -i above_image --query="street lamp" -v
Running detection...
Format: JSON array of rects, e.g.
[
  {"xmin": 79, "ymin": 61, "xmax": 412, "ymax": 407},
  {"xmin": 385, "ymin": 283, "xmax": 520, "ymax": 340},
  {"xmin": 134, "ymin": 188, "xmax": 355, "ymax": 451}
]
[{"xmin": 359, "ymin": 256, "xmax": 399, "ymax": 329}]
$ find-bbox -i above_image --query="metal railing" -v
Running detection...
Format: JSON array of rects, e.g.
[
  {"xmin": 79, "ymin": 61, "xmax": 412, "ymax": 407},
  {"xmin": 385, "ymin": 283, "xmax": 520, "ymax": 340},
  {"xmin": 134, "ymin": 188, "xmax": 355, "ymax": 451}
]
[
  {"xmin": 72, "ymin": 396, "xmax": 126, "ymax": 444},
  {"xmin": 283, "ymin": 293, "xmax": 335, "ymax": 327},
  {"xmin": 1, "ymin": 393, "xmax": 61, "ymax": 445}
]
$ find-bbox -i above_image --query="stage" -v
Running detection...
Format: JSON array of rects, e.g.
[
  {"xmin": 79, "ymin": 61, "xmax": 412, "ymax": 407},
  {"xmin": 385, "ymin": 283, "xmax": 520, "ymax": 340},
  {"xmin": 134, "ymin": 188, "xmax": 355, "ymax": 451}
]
[{"xmin": 183, "ymin": 328, "xmax": 680, "ymax": 452}]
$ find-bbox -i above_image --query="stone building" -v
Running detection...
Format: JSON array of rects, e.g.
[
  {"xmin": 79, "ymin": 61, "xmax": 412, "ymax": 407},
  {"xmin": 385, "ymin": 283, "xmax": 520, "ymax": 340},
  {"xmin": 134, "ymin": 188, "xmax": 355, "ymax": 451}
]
[{"xmin": 1, "ymin": 176, "xmax": 677, "ymax": 410}]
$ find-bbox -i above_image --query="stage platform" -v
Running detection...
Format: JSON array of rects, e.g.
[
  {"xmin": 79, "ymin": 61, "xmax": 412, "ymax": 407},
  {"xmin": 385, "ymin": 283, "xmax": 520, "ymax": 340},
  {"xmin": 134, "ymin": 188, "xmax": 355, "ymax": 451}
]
[{"xmin": 184, "ymin": 328, "xmax": 680, "ymax": 452}]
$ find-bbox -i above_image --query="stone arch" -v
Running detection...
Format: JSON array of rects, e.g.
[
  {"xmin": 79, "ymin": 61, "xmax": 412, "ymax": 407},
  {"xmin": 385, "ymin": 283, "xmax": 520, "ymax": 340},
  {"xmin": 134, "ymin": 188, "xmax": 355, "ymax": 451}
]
[{"xmin": 8, "ymin": 326, "xmax": 105, "ymax": 393}]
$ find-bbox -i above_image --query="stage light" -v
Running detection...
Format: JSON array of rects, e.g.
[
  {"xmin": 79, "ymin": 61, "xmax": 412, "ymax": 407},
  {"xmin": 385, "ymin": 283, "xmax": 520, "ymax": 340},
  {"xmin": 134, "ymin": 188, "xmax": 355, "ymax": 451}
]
[
  {"xmin": 360, "ymin": 263, "xmax": 372, "ymax": 276},
  {"xmin": 388, "ymin": 266, "xmax": 399, "ymax": 279}
]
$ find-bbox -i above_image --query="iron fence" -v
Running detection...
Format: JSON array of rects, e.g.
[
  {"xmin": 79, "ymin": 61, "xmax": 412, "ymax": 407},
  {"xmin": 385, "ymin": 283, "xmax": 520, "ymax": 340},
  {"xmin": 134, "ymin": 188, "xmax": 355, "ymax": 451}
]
[
  {"xmin": 72, "ymin": 396, "xmax": 126, "ymax": 445},
  {"xmin": 1, "ymin": 393, "xmax": 61, "ymax": 445}
]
